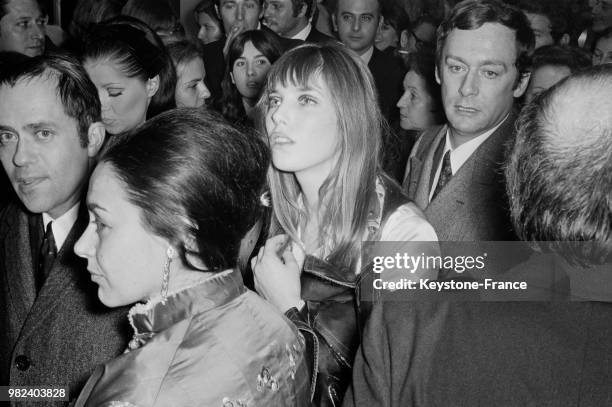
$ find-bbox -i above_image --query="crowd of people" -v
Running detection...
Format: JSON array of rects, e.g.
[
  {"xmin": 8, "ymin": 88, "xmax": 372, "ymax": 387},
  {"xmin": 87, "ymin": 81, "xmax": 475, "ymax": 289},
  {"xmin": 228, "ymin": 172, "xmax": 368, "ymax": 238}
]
[{"xmin": 0, "ymin": 0, "xmax": 611, "ymax": 406}]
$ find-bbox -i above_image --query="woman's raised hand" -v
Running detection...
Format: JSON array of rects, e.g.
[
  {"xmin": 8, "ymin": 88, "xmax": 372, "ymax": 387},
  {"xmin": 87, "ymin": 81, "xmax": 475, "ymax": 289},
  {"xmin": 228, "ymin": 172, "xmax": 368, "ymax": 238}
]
[{"xmin": 252, "ymin": 234, "xmax": 304, "ymax": 312}]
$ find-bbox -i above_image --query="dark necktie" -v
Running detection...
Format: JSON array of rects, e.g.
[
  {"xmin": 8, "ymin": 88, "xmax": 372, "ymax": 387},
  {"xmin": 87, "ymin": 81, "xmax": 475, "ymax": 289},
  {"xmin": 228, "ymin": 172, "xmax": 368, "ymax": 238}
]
[
  {"xmin": 37, "ymin": 221, "xmax": 57, "ymax": 291},
  {"xmin": 431, "ymin": 150, "xmax": 452, "ymax": 201}
]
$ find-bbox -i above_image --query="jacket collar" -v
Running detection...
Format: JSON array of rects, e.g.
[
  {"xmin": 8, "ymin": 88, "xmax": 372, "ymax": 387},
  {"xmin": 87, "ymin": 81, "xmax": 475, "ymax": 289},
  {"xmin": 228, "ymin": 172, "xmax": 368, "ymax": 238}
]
[{"xmin": 127, "ymin": 268, "xmax": 246, "ymax": 339}]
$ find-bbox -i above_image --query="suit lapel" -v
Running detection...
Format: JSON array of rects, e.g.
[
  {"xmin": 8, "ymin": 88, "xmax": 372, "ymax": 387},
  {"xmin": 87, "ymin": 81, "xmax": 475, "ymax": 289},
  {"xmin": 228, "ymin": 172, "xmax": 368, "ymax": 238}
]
[
  {"xmin": 427, "ymin": 114, "xmax": 515, "ymax": 211},
  {"xmin": 414, "ymin": 126, "xmax": 447, "ymax": 209},
  {"xmin": 17, "ymin": 204, "xmax": 89, "ymax": 342},
  {"xmin": 2, "ymin": 205, "xmax": 37, "ymax": 334}
]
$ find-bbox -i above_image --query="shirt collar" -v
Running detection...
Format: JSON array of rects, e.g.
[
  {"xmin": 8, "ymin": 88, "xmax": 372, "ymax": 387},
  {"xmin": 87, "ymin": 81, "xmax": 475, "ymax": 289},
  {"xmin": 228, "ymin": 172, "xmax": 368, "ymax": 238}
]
[
  {"xmin": 291, "ymin": 23, "xmax": 312, "ymax": 40},
  {"xmin": 444, "ymin": 113, "xmax": 509, "ymax": 173},
  {"xmin": 42, "ymin": 202, "xmax": 80, "ymax": 251},
  {"xmin": 359, "ymin": 46, "xmax": 375, "ymax": 64}
]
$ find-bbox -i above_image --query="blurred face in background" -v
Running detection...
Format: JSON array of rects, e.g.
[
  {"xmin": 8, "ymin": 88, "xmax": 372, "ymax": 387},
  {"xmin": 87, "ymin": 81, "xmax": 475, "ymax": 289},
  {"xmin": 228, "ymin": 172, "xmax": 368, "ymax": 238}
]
[
  {"xmin": 590, "ymin": 0, "xmax": 612, "ymax": 33},
  {"xmin": 334, "ymin": 0, "xmax": 381, "ymax": 56},
  {"xmin": 218, "ymin": 0, "xmax": 262, "ymax": 33},
  {"xmin": 175, "ymin": 57, "xmax": 210, "ymax": 107},
  {"xmin": 524, "ymin": 64, "xmax": 571, "ymax": 104},
  {"xmin": 525, "ymin": 13, "xmax": 554, "ymax": 49},
  {"xmin": 263, "ymin": 0, "xmax": 304, "ymax": 38},
  {"xmin": 231, "ymin": 41, "xmax": 272, "ymax": 103},
  {"xmin": 400, "ymin": 21, "xmax": 436, "ymax": 53},
  {"xmin": 593, "ymin": 36, "xmax": 612, "ymax": 64},
  {"xmin": 0, "ymin": 0, "xmax": 46, "ymax": 56},
  {"xmin": 197, "ymin": 11, "xmax": 223, "ymax": 44},
  {"xmin": 84, "ymin": 58, "xmax": 159, "ymax": 134},
  {"xmin": 375, "ymin": 17, "xmax": 399, "ymax": 51},
  {"xmin": 397, "ymin": 70, "xmax": 437, "ymax": 131}
]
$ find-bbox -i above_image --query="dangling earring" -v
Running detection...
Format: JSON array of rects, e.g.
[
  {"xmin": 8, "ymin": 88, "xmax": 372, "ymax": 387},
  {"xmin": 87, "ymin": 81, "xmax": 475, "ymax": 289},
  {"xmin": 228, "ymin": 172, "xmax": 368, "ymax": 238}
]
[{"xmin": 161, "ymin": 246, "xmax": 176, "ymax": 304}]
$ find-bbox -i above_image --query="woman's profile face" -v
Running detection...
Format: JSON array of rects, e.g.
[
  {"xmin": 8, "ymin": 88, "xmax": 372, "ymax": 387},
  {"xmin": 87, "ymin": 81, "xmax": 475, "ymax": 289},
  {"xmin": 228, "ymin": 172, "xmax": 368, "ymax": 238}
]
[
  {"xmin": 175, "ymin": 57, "xmax": 210, "ymax": 108},
  {"xmin": 375, "ymin": 19, "xmax": 399, "ymax": 51},
  {"xmin": 74, "ymin": 163, "xmax": 169, "ymax": 307},
  {"xmin": 197, "ymin": 11, "xmax": 223, "ymax": 44},
  {"xmin": 396, "ymin": 70, "xmax": 436, "ymax": 131},
  {"xmin": 231, "ymin": 41, "xmax": 272, "ymax": 102},
  {"xmin": 265, "ymin": 74, "xmax": 341, "ymax": 177},
  {"xmin": 84, "ymin": 58, "xmax": 154, "ymax": 134}
]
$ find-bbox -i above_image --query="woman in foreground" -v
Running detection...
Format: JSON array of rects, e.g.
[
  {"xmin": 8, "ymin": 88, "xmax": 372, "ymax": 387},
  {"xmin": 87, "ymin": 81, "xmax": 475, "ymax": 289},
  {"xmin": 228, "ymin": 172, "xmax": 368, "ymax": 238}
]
[
  {"xmin": 252, "ymin": 43, "xmax": 438, "ymax": 406},
  {"xmin": 74, "ymin": 109, "xmax": 309, "ymax": 407}
]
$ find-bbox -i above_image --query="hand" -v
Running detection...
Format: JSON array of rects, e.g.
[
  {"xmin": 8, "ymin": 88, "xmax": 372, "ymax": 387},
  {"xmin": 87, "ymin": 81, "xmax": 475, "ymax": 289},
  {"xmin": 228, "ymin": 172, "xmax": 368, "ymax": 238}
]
[{"xmin": 252, "ymin": 234, "xmax": 303, "ymax": 312}]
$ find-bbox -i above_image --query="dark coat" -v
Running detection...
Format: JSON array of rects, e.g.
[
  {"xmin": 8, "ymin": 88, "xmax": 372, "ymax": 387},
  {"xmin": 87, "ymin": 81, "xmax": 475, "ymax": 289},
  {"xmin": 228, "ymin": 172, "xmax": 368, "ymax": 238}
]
[
  {"xmin": 0, "ymin": 203, "xmax": 130, "ymax": 405},
  {"xmin": 345, "ymin": 297, "xmax": 612, "ymax": 407},
  {"xmin": 305, "ymin": 27, "xmax": 336, "ymax": 44},
  {"xmin": 285, "ymin": 175, "xmax": 410, "ymax": 407},
  {"xmin": 402, "ymin": 114, "xmax": 517, "ymax": 241},
  {"xmin": 368, "ymin": 47, "xmax": 404, "ymax": 123}
]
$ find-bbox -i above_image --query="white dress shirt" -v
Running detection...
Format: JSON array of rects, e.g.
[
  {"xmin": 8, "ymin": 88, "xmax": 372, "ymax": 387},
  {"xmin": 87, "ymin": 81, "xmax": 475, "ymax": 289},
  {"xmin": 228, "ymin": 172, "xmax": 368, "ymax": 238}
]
[
  {"xmin": 42, "ymin": 202, "xmax": 80, "ymax": 251},
  {"xmin": 429, "ymin": 116, "xmax": 508, "ymax": 202},
  {"xmin": 291, "ymin": 23, "xmax": 312, "ymax": 40}
]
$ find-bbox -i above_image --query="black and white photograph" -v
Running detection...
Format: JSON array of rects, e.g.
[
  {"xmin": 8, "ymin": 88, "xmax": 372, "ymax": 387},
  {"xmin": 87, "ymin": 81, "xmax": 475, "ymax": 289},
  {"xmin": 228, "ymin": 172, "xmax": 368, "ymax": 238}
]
[{"xmin": 0, "ymin": 0, "xmax": 611, "ymax": 405}]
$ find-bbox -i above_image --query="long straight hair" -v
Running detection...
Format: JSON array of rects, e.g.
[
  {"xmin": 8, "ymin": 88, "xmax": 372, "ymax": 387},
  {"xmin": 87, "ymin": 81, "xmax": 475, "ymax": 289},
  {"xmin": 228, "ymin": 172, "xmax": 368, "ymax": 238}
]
[{"xmin": 259, "ymin": 43, "xmax": 383, "ymax": 271}]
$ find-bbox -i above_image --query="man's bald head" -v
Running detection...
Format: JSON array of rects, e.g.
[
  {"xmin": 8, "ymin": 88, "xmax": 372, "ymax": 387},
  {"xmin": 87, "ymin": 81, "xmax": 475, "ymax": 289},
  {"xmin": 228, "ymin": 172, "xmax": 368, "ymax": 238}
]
[{"xmin": 506, "ymin": 64, "xmax": 612, "ymax": 264}]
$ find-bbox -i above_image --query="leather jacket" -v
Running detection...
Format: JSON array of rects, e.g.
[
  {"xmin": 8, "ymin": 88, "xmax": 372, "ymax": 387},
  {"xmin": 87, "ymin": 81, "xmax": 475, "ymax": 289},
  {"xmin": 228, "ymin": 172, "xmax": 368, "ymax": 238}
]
[{"xmin": 285, "ymin": 175, "xmax": 410, "ymax": 406}]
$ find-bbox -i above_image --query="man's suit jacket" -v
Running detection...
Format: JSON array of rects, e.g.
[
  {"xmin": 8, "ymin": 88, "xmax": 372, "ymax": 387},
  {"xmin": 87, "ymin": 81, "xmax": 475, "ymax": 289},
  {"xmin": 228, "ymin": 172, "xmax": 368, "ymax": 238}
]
[
  {"xmin": 344, "ymin": 296, "xmax": 612, "ymax": 407},
  {"xmin": 402, "ymin": 114, "xmax": 517, "ymax": 241},
  {"xmin": 305, "ymin": 27, "xmax": 336, "ymax": 44},
  {"xmin": 0, "ymin": 203, "xmax": 130, "ymax": 404},
  {"xmin": 368, "ymin": 47, "xmax": 403, "ymax": 123}
]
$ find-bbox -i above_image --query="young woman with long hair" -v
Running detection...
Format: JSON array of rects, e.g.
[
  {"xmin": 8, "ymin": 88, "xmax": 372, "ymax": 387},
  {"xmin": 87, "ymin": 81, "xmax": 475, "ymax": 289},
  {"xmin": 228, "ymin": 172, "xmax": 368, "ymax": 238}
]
[
  {"xmin": 215, "ymin": 30, "xmax": 283, "ymax": 126},
  {"xmin": 251, "ymin": 43, "xmax": 438, "ymax": 406}
]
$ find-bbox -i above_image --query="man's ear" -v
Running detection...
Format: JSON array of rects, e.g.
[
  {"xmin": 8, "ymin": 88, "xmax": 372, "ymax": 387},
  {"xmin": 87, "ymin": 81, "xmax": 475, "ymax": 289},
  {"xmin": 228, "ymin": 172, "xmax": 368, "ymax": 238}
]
[
  {"xmin": 400, "ymin": 29, "xmax": 409, "ymax": 49},
  {"xmin": 331, "ymin": 12, "xmax": 337, "ymax": 32},
  {"xmin": 297, "ymin": 2, "xmax": 308, "ymax": 19},
  {"xmin": 230, "ymin": 71, "xmax": 235, "ymax": 84},
  {"xmin": 86, "ymin": 122, "xmax": 106, "ymax": 158},
  {"xmin": 513, "ymin": 71, "xmax": 531, "ymax": 98},
  {"xmin": 435, "ymin": 65, "xmax": 441, "ymax": 85},
  {"xmin": 146, "ymin": 75, "xmax": 160, "ymax": 98}
]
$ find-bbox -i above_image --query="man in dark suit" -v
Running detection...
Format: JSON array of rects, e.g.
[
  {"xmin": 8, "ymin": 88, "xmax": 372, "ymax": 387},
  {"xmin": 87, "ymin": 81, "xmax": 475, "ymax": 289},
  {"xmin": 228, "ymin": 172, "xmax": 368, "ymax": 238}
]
[
  {"xmin": 345, "ymin": 63, "xmax": 612, "ymax": 407},
  {"xmin": 262, "ymin": 0, "xmax": 334, "ymax": 43},
  {"xmin": 202, "ymin": 0, "xmax": 302, "ymax": 98},
  {"xmin": 0, "ymin": 54, "xmax": 129, "ymax": 404},
  {"xmin": 402, "ymin": 0, "xmax": 534, "ymax": 241},
  {"xmin": 332, "ymin": 0, "xmax": 403, "ymax": 122}
]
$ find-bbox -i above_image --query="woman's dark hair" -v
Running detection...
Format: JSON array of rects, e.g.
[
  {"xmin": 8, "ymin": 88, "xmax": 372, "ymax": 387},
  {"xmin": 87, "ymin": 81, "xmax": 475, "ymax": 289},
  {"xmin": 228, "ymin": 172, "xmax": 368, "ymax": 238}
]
[
  {"xmin": 402, "ymin": 49, "xmax": 445, "ymax": 122},
  {"xmin": 194, "ymin": 0, "xmax": 221, "ymax": 25},
  {"xmin": 68, "ymin": 0, "xmax": 125, "ymax": 40},
  {"xmin": 215, "ymin": 30, "xmax": 282, "ymax": 125},
  {"xmin": 82, "ymin": 16, "xmax": 177, "ymax": 119},
  {"xmin": 100, "ymin": 108, "xmax": 270, "ymax": 271},
  {"xmin": 380, "ymin": 1, "xmax": 411, "ymax": 35},
  {"xmin": 121, "ymin": 0, "xmax": 185, "ymax": 41}
]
